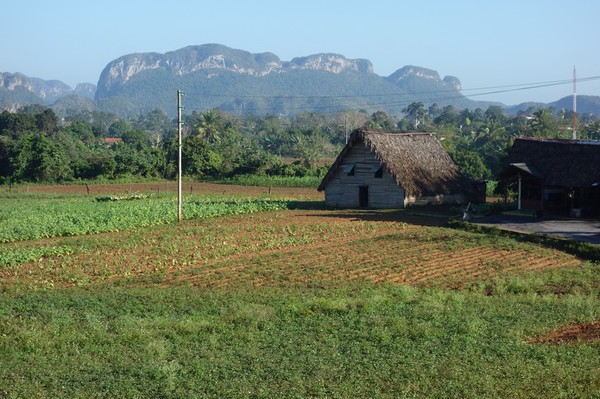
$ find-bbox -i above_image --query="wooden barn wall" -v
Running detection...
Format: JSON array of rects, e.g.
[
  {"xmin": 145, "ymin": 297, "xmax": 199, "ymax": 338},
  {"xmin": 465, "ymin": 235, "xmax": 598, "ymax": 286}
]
[{"xmin": 324, "ymin": 144, "xmax": 405, "ymax": 208}]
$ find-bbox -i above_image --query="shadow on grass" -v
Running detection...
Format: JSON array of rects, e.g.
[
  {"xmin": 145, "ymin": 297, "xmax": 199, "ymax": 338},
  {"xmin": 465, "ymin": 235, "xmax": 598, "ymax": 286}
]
[
  {"xmin": 286, "ymin": 201, "xmax": 329, "ymax": 211},
  {"xmin": 300, "ymin": 203, "xmax": 600, "ymax": 262},
  {"xmin": 303, "ymin": 207, "xmax": 455, "ymax": 227},
  {"xmin": 452, "ymin": 221, "xmax": 600, "ymax": 263}
]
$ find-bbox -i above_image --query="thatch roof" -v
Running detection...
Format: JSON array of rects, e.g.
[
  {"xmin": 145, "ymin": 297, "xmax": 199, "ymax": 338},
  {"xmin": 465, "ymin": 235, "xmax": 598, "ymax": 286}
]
[
  {"xmin": 505, "ymin": 137, "xmax": 600, "ymax": 187},
  {"xmin": 318, "ymin": 129, "xmax": 475, "ymax": 196}
]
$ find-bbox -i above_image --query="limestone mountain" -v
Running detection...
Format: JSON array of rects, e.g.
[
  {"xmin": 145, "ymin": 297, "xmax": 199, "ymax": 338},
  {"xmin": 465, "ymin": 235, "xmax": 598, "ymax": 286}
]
[
  {"xmin": 3, "ymin": 43, "xmax": 599, "ymax": 118},
  {"xmin": 94, "ymin": 44, "xmax": 481, "ymax": 117},
  {"xmin": 0, "ymin": 72, "xmax": 96, "ymax": 112},
  {"xmin": 96, "ymin": 43, "xmax": 374, "ymax": 98}
]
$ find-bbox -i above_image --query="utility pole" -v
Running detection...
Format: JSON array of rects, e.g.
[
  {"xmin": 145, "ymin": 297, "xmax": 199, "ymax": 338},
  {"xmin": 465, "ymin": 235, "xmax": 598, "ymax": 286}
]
[{"xmin": 177, "ymin": 89, "xmax": 184, "ymax": 223}]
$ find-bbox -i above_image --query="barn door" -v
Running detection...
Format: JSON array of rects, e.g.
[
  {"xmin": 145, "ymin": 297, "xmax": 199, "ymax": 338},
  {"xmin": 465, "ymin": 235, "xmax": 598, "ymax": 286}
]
[{"xmin": 359, "ymin": 186, "xmax": 369, "ymax": 208}]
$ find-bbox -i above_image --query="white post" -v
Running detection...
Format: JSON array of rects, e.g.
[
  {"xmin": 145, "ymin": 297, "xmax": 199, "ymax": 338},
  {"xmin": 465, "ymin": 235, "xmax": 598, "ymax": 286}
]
[{"xmin": 177, "ymin": 90, "xmax": 183, "ymax": 223}]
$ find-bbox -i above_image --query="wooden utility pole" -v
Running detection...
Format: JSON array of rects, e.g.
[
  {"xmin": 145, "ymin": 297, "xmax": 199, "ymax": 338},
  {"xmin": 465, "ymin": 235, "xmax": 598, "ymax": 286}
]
[{"xmin": 177, "ymin": 90, "xmax": 184, "ymax": 222}]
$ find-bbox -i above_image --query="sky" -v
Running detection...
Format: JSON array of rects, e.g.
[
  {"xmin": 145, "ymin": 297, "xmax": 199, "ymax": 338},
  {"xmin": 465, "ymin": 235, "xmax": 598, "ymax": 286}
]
[{"xmin": 2, "ymin": 0, "xmax": 599, "ymax": 105}]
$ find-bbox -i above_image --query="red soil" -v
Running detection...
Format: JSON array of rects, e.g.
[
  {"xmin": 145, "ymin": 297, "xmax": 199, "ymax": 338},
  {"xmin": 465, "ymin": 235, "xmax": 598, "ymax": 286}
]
[{"xmin": 528, "ymin": 320, "xmax": 600, "ymax": 344}]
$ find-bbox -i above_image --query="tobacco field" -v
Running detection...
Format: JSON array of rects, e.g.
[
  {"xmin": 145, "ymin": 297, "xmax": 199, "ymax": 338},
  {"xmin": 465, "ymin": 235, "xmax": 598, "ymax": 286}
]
[{"xmin": 0, "ymin": 184, "xmax": 598, "ymax": 398}]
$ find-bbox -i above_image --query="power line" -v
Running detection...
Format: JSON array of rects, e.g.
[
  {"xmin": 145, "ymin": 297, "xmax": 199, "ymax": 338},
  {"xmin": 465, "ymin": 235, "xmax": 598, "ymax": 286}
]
[
  {"xmin": 182, "ymin": 75, "xmax": 600, "ymax": 100},
  {"xmin": 179, "ymin": 75, "xmax": 600, "ymax": 114}
]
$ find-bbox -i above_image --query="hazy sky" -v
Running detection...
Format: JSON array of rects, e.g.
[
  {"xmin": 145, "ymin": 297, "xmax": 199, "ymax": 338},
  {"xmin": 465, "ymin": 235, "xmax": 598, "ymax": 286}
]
[{"xmin": 2, "ymin": 0, "xmax": 599, "ymax": 105}]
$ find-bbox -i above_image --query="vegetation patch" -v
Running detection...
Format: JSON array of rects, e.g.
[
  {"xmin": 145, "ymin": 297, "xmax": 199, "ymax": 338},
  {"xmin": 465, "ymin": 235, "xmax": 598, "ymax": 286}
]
[
  {"xmin": 0, "ymin": 192, "xmax": 308, "ymax": 243},
  {"xmin": 214, "ymin": 174, "xmax": 323, "ymax": 188},
  {"xmin": 95, "ymin": 193, "xmax": 150, "ymax": 202}
]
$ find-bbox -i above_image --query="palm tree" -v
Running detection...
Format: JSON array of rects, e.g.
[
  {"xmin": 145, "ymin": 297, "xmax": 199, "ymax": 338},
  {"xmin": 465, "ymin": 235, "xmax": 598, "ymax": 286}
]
[
  {"xmin": 402, "ymin": 102, "xmax": 426, "ymax": 130},
  {"xmin": 527, "ymin": 108, "xmax": 558, "ymax": 138},
  {"xmin": 196, "ymin": 109, "xmax": 223, "ymax": 143}
]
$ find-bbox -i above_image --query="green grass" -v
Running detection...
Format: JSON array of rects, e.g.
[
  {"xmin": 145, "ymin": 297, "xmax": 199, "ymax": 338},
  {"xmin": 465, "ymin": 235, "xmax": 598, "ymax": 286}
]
[{"xmin": 0, "ymin": 281, "xmax": 598, "ymax": 398}]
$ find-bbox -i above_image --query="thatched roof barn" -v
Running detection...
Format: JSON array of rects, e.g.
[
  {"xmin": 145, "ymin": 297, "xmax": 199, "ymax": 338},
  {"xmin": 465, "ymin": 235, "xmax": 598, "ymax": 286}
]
[
  {"xmin": 501, "ymin": 137, "xmax": 600, "ymax": 217},
  {"xmin": 318, "ymin": 129, "xmax": 485, "ymax": 208}
]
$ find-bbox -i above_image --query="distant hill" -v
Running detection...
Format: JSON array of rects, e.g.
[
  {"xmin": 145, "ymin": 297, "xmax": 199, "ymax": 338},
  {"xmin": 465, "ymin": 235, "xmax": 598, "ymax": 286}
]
[
  {"xmin": 0, "ymin": 72, "xmax": 96, "ymax": 113},
  {"xmin": 550, "ymin": 95, "xmax": 600, "ymax": 116},
  {"xmin": 93, "ymin": 44, "xmax": 491, "ymax": 117},
  {"xmin": 507, "ymin": 95, "xmax": 600, "ymax": 116},
  {"xmin": 2, "ymin": 44, "xmax": 599, "ymax": 118}
]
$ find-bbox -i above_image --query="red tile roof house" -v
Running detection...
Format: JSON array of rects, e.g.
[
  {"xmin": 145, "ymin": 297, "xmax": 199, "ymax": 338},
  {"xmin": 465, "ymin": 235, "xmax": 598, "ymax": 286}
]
[{"xmin": 103, "ymin": 137, "xmax": 123, "ymax": 145}]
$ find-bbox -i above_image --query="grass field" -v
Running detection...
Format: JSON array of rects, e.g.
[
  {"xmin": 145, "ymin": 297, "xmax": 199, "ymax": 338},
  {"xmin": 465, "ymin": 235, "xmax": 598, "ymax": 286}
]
[{"xmin": 0, "ymin": 183, "xmax": 599, "ymax": 398}]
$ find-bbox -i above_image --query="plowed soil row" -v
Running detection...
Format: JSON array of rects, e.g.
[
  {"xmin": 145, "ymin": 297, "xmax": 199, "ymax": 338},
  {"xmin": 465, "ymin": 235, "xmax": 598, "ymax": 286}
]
[
  {"xmin": 164, "ymin": 225, "xmax": 581, "ymax": 289},
  {"xmin": 0, "ymin": 210, "xmax": 583, "ymax": 291}
]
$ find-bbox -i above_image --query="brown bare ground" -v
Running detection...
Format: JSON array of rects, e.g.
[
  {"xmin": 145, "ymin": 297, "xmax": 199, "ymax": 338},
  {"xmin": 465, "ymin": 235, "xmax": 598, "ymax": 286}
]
[
  {"xmin": 528, "ymin": 320, "xmax": 600, "ymax": 344},
  {"xmin": 11, "ymin": 181, "xmax": 323, "ymax": 199},
  {"xmin": 0, "ymin": 209, "xmax": 584, "ymax": 291}
]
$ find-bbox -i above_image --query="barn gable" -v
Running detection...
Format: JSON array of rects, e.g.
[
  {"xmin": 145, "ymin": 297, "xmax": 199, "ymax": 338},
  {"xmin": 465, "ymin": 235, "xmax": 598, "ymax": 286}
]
[{"xmin": 318, "ymin": 129, "xmax": 484, "ymax": 208}]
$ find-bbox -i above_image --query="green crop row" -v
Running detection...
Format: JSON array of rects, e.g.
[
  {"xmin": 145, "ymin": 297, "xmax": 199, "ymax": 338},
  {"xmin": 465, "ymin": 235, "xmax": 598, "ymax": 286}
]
[
  {"xmin": 214, "ymin": 174, "xmax": 323, "ymax": 187},
  {"xmin": 0, "ymin": 194, "xmax": 294, "ymax": 243}
]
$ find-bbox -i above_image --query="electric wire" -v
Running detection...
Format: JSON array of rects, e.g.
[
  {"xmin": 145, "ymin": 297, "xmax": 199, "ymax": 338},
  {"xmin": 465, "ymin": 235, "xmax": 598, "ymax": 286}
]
[{"xmin": 179, "ymin": 75, "xmax": 600, "ymax": 114}]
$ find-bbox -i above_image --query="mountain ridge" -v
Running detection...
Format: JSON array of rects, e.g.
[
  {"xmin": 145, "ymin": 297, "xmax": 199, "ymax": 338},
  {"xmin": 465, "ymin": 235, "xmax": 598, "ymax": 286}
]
[
  {"xmin": 95, "ymin": 43, "xmax": 376, "ymax": 99},
  {"xmin": 1, "ymin": 43, "xmax": 598, "ymax": 118},
  {"xmin": 92, "ymin": 44, "xmax": 483, "ymax": 116}
]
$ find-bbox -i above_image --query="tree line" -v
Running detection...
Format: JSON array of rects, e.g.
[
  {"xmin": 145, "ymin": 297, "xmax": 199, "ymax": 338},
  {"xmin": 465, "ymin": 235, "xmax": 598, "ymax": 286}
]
[{"xmin": 1, "ymin": 103, "xmax": 599, "ymax": 185}]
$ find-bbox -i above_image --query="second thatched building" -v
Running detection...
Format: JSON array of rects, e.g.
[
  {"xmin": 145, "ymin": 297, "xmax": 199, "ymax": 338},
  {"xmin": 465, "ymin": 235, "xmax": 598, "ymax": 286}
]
[{"xmin": 318, "ymin": 129, "xmax": 485, "ymax": 208}]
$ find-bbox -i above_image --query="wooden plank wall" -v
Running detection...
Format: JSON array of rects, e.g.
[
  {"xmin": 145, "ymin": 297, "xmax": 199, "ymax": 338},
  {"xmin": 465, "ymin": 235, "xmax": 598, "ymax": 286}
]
[{"xmin": 324, "ymin": 144, "xmax": 405, "ymax": 208}]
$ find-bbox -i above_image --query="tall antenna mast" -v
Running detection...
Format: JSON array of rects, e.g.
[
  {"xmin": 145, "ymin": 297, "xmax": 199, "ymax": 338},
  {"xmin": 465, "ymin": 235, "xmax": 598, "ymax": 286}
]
[{"xmin": 572, "ymin": 66, "xmax": 577, "ymax": 139}]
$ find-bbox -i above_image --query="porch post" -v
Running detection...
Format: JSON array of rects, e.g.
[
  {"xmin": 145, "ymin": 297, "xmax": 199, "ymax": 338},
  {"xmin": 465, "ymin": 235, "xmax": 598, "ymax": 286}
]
[{"xmin": 518, "ymin": 174, "xmax": 522, "ymax": 211}]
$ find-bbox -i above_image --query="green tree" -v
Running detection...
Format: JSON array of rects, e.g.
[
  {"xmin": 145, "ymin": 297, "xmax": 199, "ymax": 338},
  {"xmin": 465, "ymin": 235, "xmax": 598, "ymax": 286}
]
[
  {"xmin": 484, "ymin": 105, "xmax": 507, "ymax": 124},
  {"xmin": 365, "ymin": 111, "xmax": 395, "ymax": 130},
  {"xmin": 64, "ymin": 121, "xmax": 95, "ymax": 140},
  {"xmin": 581, "ymin": 120, "xmax": 600, "ymax": 140},
  {"xmin": 181, "ymin": 135, "xmax": 223, "ymax": 177},
  {"xmin": 471, "ymin": 120, "xmax": 512, "ymax": 176},
  {"xmin": 0, "ymin": 136, "xmax": 16, "ymax": 182},
  {"xmin": 434, "ymin": 105, "xmax": 459, "ymax": 127},
  {"xmin": 13, "ymin": 133, "xmax": 72, "ymax": 182},
  {"xmin": 0, "ymin": 111, "xmax": 36, "ymax": 138},
  {"xmin": 451, "ymin": 150, "xmax": 491, "ymax": 181},
  {"xmin": 74, "ymin": 150, "xmax": 117, "ymax": 179},
  {"xmin": 527, "ymin": 108, "xmax": 559, "ymax": 138},
  {"xmin": 195, "ymin": 109, "xmax": 224, "ymax": 143},
  {"xmin": 132, "ymin": 108, "xmax": 174, "ymax": 146},
  {"xmin": 91, "ymin": 111, "xmax": 118, "ymax": 137},
  {"xmin": 121, "ymin": 129, "xmax": 151, "ymax": 149},
  {"xmin": 108, "ymin": 120, "xmax": 133, "ymax": 137},
  {"xmin": 35, "ymin": 109, "xmax": 59, "ymax": 132},
  {"xmin": 401, "ymin": 102, "xmax": 427, "ymax": 130},
  {"xmin": 111, "ymin": 142, "xmax": 163, "ymax": 178}
]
